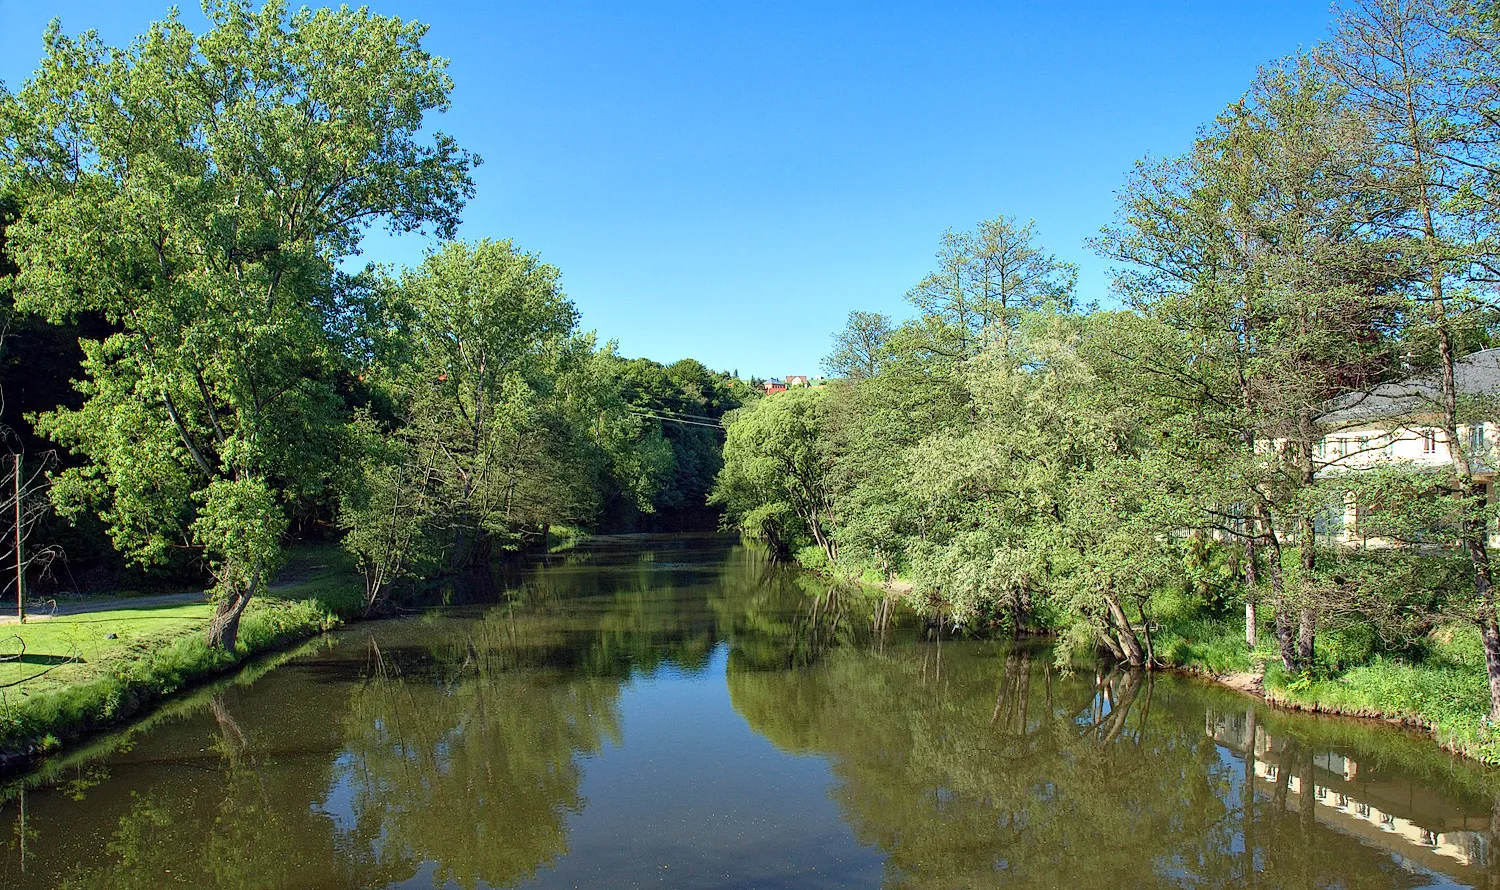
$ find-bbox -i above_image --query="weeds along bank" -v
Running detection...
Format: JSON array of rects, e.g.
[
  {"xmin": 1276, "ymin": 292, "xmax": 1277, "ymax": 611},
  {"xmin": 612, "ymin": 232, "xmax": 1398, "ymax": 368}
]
[{"xmin": 713, "ymin": 0, "xmax": 1500, "ymax": 764}]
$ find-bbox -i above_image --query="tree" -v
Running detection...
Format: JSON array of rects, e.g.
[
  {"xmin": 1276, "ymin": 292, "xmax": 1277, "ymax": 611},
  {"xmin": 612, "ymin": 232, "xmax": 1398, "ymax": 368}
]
[
  {"xmin": 394, "ymin": 239, "xmax": 581, "ymax": 568},
  {"xmin": 713, "ymin": 387, "xmax": 838, "ymax": 564},
  {"xmin": 823, "ymin": 310, "xmax": 893, "ymax": 380},
  {"xmin": 1323, "ymin": 0, "xmax": 1500, "ymax": 715},
  {"xmin": 1095, "ymin": 55, "xmax": 1402, "ymax": 671},
  {"xmin": 905, "ymin": 216, "xmax": 1077, "ymax": 366},
  {"xmin": 0, "ymin": 1, "xmax": 476, "ymax": 648}
]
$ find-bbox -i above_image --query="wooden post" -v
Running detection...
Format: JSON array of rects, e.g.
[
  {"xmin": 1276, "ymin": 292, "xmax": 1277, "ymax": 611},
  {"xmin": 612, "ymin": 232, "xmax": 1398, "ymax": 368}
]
[{"xmin": 14, "ymin": 453, "xmax": 23, "ymax": 625}]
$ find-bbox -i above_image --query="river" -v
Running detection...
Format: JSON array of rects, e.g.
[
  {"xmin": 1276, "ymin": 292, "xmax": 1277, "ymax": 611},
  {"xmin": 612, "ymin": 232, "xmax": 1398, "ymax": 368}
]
[{"xmin": 2, "ymin": 534, "xmax": 1499, "ymax": 889}]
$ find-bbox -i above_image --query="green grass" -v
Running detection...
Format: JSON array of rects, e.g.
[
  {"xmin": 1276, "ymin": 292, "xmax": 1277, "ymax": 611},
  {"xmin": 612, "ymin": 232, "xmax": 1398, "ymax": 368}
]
[
  {"xmin": 0, "ymin": 543, "xmax": 361, "ymax": 764},
  {"xmin": 1153, "ymin": 616, "xmax": 1255, "ymax": 675},
  {"xmin": 1260, "ymin": 626, "xmax": 1500, "ymax": 764},
  {"xmin": 1152, "ymin": 612, "xmax": 1500, "ymax": 764},
  {"xmin": 0, "ymin": 602, "xmax": 214, "ymax": 694}
]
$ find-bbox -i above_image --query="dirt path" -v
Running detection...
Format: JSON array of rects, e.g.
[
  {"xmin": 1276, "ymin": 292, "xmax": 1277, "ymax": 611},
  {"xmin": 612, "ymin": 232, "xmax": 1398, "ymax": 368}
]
[
  {"xmin": 1213, "ymin": 668, "xmax": 1265, "ymax": 695},
  {"xmin": 0, "ymin": 592, "xmax": 207, "ymax": 625}
]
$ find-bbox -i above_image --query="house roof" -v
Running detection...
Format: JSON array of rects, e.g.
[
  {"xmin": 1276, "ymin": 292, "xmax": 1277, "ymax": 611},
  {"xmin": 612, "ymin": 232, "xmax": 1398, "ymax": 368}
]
[{"xmin": 1318, "ymin": 348, "xmax": 1500, "ymax": 425}]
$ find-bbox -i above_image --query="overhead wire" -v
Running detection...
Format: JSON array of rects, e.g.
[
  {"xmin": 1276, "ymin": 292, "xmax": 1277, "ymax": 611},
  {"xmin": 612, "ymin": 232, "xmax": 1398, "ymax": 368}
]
[{"xmin": 627, "ymin": 409, "xmax": 726, "ymax": 430}]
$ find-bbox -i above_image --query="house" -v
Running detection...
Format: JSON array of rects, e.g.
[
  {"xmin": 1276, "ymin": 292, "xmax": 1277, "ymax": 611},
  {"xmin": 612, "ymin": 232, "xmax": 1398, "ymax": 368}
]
[
  {"xmin": 763, "ymin": 378, "xmax": 788, "ymax": 395},
  {"xmin": 786, "ymin": 375, "xmax": 809, "ymax": 388},
  {"xmin": 1309, "ymin": 348, "xmax": 1500, "ymax": 546}
]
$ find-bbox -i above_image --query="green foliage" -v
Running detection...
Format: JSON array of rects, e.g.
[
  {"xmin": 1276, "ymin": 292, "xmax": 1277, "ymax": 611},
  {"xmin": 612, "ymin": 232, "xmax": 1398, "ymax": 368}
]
[
  {"xmin": 713, "ymin": 387, "xmax": 837, "ymax": 561},
  {"xmin": 333, "ymin": 240, "xmax": 714, "ymax": 610},
  {"xmin": 0, "ymin": 0, "xmax": 476, "ymax": 647},
  {"xmin": 1154, "ymin": 617, "xmax": 1254, "ymax": 674}
]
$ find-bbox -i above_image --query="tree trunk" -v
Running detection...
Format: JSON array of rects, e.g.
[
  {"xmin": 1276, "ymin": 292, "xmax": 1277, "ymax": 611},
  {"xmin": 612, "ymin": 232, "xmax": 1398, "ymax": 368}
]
[
  {"xmin": 1103, "ymin": 592, "xmax": 1145, "ymax": 668},
  {"xmin": 207, "ymin": 588, "xmax": 252, "ymax": 651},
  {"xmin": 1244, "ymin": 533, "xmax": 1259, "ymax": 648},
  {"xmin": 1297, "ymin": 609, "xmax": 1316, "ymax": 667},
  {"xmin": 1477, "ymin": 562, "xmax": 1500, "ymax": 724},
  {"xmin": 1296, "ymin": 482, "xmax": 1317, "ymax": 668},
  {"xmin": 1274, "ymin": 605, "xmax": 1299, "ymax": 674},
  {"xmin": 207, "ymin": 560, "xmax": 262, "ymax": 651},
  {"xmin": 1095, "ymin": 624, "xmax": 1126, "ymax": 661},
  {"xmin": 1259, "ymin": 503, "xmax": 1300, "ymax": 672},
  {"xmin": 807, "ymin": 509, "xmax": 837, "ymax": 565}
]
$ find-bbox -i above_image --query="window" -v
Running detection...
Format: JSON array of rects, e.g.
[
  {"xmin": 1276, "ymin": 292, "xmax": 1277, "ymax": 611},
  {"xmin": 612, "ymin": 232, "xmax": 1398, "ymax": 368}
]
[
  {"xmin": 1471, "ymin": 423, "xmax": 1489, "ymax": 454},
  {"xmin": 1423, "ymin": 430, "xmax": 1437, "ymax": 454}
]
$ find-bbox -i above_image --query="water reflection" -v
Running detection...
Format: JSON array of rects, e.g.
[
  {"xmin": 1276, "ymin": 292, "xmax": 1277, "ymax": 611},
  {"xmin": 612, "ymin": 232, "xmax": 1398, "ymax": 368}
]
[
  {"xmin": 0, "ymin": 535, "xmax": 1497, "ymax": 889},
  {"xmin": 1209, "ymin": 709, "xmax": 1499, "ymax": 884}
]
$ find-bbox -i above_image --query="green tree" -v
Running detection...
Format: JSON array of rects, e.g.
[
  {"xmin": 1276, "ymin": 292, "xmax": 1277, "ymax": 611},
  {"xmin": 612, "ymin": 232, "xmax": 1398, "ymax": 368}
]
[
  {"xmin": 713, "ymin": 387, "xmax": 839, "ymax": 563},
  {"xmin": 394, "ymin": 239, "xmax": 581, "ymax": 567},
  {"xmin": 0, "ymin": 1, "xmax": 476, "ymax": 648},
  {"xmin": 1096, "ymin": 56, "xmax": 1400, "ymax": 671},
  {"xmin": 823, "ymin": 310, "xmax": 893, "ymax": 380},
  {"xmin": 905, "ymin": 216, "xmax": 1077, "ymax": 366},
  {"xmin": 1323, "ymin": 0, "xmax": 1500, "ymax": 717}
]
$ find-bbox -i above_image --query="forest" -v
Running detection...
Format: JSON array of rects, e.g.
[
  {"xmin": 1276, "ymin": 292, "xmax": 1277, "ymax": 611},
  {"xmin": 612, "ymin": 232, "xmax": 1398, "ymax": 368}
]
[
  {"xmin": 712, "ymin": 0, "xmax": 1500, "ymax": 756},
  {"xmin": 0, "ymin": 2, "xmax": 752, "ymax": 653}
]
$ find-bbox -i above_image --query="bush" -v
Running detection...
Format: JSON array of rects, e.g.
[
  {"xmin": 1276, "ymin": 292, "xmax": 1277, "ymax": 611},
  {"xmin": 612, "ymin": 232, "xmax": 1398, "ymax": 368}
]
[
  {"xmin": 1315, "ymin": 623, "xmax": 1377, "ymax": 674},
  {"xmin": 1154, "ymin": 616, "xmax": 1252, "ymax": 674}
]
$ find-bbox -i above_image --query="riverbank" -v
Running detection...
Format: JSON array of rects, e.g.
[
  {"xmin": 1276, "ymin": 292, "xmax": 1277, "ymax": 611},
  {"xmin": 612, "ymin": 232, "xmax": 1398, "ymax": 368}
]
[
  {"xmin": 1156, "ymin": 618, "xmax": 1500, "ymax": 765},
  {"xmin": 0, "ymin": 548, "xmax": 364, "ymax": 773}
]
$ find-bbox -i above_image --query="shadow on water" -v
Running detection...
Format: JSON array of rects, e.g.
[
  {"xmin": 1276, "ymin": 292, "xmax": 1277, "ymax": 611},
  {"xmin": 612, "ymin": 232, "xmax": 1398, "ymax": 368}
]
[{"xmin": 1, "ymin": 534, "xmax": 1499, "ymax": 888}]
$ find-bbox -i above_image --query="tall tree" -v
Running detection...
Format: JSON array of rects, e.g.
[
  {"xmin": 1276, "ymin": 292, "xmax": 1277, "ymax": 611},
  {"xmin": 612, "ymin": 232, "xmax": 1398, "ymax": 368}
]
[
  {"xmin": 396, "ymin": 239, "xmax": 582, "ymax": 568},
  {"xmin": 905, "ymin": 216, "xmax": 1077, "ymax": 366},
  {"xmin": 0, "ymin": 1, "xmax": 475, "ymax": 648},
  {"xmin": 1097, "ymin": 56, "xmax": 1399, "ymax": 671},
  {"xmin": 823, "ymin": 310, "xmax": 893, "ymax": 380},
  {"xmin": 1324, "ymin": 0, "xmax": 1500, "ymax": 715}
]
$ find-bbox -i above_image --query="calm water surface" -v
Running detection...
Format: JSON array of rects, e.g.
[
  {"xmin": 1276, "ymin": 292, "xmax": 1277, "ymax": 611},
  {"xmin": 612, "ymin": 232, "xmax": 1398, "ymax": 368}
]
[{"xmin": 4, "ymin": 535, "xmax": 1500, "ymax": 889}]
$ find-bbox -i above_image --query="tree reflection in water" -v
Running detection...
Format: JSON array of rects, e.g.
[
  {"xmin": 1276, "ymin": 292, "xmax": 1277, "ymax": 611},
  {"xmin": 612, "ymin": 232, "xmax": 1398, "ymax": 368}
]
[
  {"xmin": 333, "ymin": 632, "xmax": 623, "ymax": 889},
  {"xmin": 729, "ymin": 636, "xmax": 1444, "ymax": 889},
  {"xmin": 2, "ymin": 537, "xmax": 1499, "ymax": 890}
]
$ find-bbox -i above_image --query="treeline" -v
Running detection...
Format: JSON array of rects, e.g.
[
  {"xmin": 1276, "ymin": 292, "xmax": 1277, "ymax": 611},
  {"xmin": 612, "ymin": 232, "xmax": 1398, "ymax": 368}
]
[
  {"xmin": 0, "ymin": 3, "xmax": 748, "ymax": 649},
  {"xmin": 715, "ymin": 0, "xmax": 1500, "ymax": 722}
]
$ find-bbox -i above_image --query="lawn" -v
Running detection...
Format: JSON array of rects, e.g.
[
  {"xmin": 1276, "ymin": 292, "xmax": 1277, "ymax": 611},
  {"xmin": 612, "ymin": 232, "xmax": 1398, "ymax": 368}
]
[
  {"xmin": 0, "ymin": 543, "xmax": 364, "ymax": 761},
  {"xmin": 0, "ymin": 601, "xmax": 214, "ymax": 695}
]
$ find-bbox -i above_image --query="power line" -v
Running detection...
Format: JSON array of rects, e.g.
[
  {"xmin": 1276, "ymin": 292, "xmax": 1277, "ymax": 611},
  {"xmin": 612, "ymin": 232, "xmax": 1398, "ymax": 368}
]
[
  {"xmin": 636, "ymin": 405, "xmax": 724, "ymax": 423},
  {"xmin": 628, "ymin": 409, "xmax": 725, "ymax": 430}
]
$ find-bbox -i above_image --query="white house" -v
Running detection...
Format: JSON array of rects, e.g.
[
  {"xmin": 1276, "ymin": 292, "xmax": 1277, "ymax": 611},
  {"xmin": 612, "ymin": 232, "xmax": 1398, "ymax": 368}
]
[{"xmin": 1311, "ymin": 348, "xmax": 1500, "ymax": 546}]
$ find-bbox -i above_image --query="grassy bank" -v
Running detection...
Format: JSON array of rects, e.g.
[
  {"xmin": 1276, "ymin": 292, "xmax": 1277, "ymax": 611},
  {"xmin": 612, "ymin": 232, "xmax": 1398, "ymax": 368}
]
[
  {"xmin": 0, "ymin": 546, "xmax": 363, "ymax": 767},
  {"xmin": 1154, "ymin": 615, "xmax": 1500, "ymax": 764}
]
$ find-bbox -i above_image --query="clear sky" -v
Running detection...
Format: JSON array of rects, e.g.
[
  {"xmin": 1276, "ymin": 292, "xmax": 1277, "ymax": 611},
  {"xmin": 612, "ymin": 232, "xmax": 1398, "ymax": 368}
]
[{"xmin": 0, "ymin": 1, "xmax": 1336, "ymax": 377}]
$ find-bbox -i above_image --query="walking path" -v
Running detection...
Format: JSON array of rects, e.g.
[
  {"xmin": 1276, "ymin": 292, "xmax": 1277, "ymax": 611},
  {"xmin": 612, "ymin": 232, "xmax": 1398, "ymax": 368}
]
[{"xmin": 0, "ymin": 592, "xmax": 206, "ymax": 625}]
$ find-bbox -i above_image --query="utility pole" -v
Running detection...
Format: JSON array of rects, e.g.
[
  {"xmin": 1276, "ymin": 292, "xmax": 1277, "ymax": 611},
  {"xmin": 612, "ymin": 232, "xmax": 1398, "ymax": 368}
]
[{"xmin": 14, "ymin": 453, "xmax": 23, "ymax": 624}]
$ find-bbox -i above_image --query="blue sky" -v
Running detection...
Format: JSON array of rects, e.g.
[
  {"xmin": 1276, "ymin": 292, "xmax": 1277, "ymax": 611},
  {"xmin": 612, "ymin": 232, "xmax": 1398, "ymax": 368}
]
[{"xmin": 1, "ymin": 1, "xmax": 1336, "ymax": 377}]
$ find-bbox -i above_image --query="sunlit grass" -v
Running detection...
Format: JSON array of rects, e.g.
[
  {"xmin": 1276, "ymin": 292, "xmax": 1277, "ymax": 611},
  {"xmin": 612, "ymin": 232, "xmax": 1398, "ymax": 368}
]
[{"xmin": 0, "ymin": 544, "xmax": 360, "ymax": 760}]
